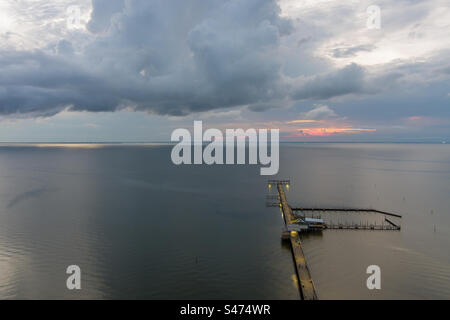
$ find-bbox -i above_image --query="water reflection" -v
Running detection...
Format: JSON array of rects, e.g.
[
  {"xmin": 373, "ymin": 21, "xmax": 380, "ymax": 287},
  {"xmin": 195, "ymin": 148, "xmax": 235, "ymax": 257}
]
[{"xmin": 0, "ymin": 143, "xmax": 449, "ymax": 299}]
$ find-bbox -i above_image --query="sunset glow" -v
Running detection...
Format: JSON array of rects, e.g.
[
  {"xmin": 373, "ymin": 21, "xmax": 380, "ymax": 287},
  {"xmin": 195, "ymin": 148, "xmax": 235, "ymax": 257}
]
[{"xmin": 293, "ymin": 127, "xmax": 377, "ymax": 137}]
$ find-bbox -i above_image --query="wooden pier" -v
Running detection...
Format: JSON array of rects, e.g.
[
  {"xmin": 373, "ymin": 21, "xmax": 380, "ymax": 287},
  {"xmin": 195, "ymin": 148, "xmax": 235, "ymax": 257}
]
[
  {"xmin": 276, "ymin": 183, "xmax": 318, "ymax": 300},
  {"xmin": 268, "ymin": 180, "xmax": 403, "ymax": 300}
]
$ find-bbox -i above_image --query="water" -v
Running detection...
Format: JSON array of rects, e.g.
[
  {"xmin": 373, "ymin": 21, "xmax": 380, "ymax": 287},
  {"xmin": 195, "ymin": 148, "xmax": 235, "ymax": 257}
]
[{"xmin": 0, "ymin": 143, "xmax": 449, "ymax": 299}]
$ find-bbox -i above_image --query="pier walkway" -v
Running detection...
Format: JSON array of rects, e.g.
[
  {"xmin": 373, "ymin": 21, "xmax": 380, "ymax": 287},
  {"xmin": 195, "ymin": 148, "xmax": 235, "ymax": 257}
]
[{"xmin": 276, "ymin": 183, "xmax": 318, "ymax": 300}]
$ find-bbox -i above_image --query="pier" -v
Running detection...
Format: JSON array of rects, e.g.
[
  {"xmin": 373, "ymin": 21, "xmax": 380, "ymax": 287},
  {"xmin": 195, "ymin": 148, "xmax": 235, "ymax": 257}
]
[
  {"xmin": 268, "ymin": 180, "xmax": 402, "ymax": 300},
  {"xmin": 275, "ymin": 182, "xmax": 318, "ymax": 300}
]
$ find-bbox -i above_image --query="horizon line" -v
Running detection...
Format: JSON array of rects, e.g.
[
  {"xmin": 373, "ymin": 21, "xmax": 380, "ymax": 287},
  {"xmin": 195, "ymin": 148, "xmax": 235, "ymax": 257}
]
[{"xmin": 0, "ymin": 141, "xmax": 447, "ymax": 145}]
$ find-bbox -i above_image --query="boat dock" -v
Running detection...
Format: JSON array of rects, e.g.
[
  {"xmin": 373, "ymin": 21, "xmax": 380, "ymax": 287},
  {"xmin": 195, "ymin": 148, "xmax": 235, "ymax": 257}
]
[{"xmin": 268, "ymin": 180, "xmax": 402, "ymax": 300}]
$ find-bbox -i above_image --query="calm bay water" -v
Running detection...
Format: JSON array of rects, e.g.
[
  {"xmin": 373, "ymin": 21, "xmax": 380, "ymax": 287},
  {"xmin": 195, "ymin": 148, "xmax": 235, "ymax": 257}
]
[{"xmin": 0, "ymin": 143, "xmax": 449, "ymax": 299}]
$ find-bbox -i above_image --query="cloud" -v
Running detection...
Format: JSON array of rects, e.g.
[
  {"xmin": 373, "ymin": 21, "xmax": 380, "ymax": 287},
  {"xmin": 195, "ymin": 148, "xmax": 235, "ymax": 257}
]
[
  {"xmin": 300, "ymin": 104, "xmax": 337, "ymax": 120},
  {"xmin": 0, "ymin": 0, "xmax": 399, "ymax": 118},
  {"xmin": 287, "ymin": 120, "xmax": 317, "ymax": 124},
  {"xmin": 291, "ymin": 63, "xmax": 367, "ymax": 100},
  {"xmin": 332, "ymin": 44, "xmax": 376, "ymax": 58},
  {"xmin": 0, "ymin": 0, "xmax": 296, "ymax": 117},
  {"xmin": 0, "ymin": 0, "xmax": 449, "ymax": 145},
  {"xmin": 87, "ymin": 0, "xmax": 124, "ymax": 33}
]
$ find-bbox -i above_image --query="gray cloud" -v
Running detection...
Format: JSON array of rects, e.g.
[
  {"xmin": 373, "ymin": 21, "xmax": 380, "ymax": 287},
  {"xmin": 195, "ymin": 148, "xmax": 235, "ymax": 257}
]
[
  {"xmin": 0, "ymin": 0, "xmax": 298, "ymax": 116},
  {"xmin": 87, "ymin": 0, "xmax": 125, "ymax": 34},
  {"xmin": 291, "ymin": 63, "xmax": 367, "ymax": 100},
  {"xmin": 0, "ymin": 0, "xmax": 437, "ymax": 118},
  {"xmin": 301, "ymin": 105, "xmax": 337, "ymax": 120},
  {"xmin": 332, "ymin": 44, "xmax": 376, "ymax": 58}
]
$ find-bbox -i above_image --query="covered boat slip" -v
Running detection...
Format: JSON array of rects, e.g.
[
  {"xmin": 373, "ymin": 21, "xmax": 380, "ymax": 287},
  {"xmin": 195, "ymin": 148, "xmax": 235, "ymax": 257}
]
[{"xmin": 292, "ymin": 208, "xmax": 401, "ymax": 231}]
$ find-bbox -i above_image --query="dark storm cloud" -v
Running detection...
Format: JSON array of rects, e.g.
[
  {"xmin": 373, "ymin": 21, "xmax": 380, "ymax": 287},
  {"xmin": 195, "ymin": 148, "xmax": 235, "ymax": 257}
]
[
  {"xmin": 1, "ymin": 0, "xmax": 301, "ymax": 116},
  {"xmin": 0, "ymin": 0, "xmax": 407, "ymax": 117},
  {"xmin": 0, "ymin": 50, "xmax": 118, "ymax": 115},
  {"xmin": 247, "ymin": 102, "xmax": 285, "ymax": 112}
]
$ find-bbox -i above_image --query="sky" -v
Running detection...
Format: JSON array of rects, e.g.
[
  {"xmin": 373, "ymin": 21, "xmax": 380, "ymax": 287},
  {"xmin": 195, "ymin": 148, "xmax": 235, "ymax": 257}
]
[{"xmin": 0, "ymin": 0, "xmax": 449, "ymax": 142}]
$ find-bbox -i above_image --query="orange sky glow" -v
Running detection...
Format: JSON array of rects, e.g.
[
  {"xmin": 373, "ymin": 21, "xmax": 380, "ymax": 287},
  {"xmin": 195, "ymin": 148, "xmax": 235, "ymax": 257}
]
[{"xmin": 290, "ymin": 127, "xmax": 377, "ymax": 137}]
